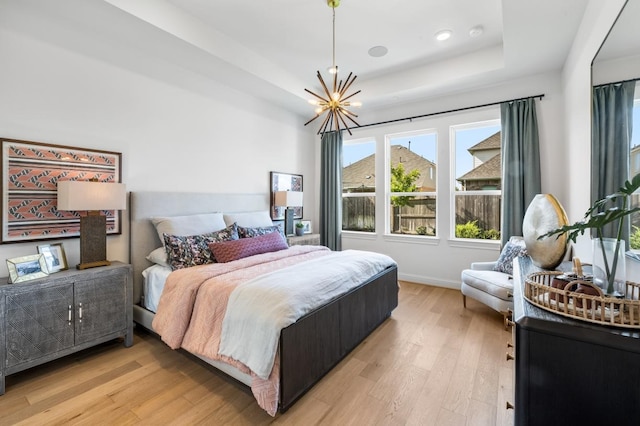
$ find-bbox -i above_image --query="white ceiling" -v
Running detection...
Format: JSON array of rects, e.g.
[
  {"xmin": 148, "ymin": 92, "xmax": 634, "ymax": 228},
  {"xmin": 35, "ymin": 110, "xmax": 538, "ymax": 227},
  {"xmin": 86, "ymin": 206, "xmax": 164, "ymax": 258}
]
[{"xmin": 4, "ymin": 0, "xmax": 594, "ymax": 115}]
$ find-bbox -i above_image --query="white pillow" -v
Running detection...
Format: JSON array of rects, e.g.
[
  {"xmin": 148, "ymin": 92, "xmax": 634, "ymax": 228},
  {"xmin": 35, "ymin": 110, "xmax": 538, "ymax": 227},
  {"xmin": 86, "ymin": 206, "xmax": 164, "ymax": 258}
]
[
  {"xmin": 151, "ymin": 212, "xmax": 226, "ymax": 245},
  {"xmin": 146, "ymin": 247, "xmax": 169, "ymax": 267},
  {"xmin": 223, "ymin": 211, "xmax": 273, "ymax": 228}
]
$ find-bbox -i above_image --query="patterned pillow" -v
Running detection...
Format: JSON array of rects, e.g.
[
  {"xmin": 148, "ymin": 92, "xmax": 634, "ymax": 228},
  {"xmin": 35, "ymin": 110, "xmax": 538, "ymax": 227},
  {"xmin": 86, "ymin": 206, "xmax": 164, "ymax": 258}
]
[
  {"xmin": 493, "ymin": 237, "xmax": 527, "ymax": 275},
  {"xmin": 163, "ymin": 223, "xmax": 238, "ymax": 270},
  {"xmin": 209, "ymin": 231, "xmax": 288, "ymax": 263},
  {"xmin": 238, "ymin": 224, "xmax": 285, "ymax": 239}
]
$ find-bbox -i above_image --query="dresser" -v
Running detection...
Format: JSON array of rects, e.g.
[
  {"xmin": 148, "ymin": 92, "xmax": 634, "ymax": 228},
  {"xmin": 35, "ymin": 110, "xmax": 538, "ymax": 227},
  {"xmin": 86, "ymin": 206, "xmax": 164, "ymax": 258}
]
[
  {"xmin": 0, "ymin": 262, "xmax": 133, "ymax": 394},
  {"xmin": 512, "ymin": 257, "xmax": 640, "ymax": 425}
]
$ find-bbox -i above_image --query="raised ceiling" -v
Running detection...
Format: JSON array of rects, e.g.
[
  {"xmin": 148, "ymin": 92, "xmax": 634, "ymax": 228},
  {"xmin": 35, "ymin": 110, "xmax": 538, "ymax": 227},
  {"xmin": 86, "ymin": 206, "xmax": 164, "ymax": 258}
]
[{"xmin": 3, "ymin": 0, "xmax": 591, "ymax": 115}]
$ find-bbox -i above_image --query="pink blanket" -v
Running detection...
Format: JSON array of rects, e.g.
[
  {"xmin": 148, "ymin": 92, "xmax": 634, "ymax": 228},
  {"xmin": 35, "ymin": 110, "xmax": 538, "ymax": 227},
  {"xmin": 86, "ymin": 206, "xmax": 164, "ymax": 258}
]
[{"xmin": 152, "ymin": 245, "xmax": 331, "ymax": 416}]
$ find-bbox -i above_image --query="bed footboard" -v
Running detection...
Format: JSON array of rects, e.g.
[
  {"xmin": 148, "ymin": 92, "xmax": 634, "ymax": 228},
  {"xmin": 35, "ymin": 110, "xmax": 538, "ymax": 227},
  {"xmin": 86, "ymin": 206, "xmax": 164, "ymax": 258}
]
[{"xmin": 279, "ymin": 265, "xmax": 398, "ymax": 411}]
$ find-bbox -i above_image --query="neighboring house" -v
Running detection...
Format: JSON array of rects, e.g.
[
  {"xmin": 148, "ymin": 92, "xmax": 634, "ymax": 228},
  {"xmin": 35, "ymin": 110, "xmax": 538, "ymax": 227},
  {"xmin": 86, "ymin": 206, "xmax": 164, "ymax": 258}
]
[
  {"xmin": 631, "ymin": 144, "xmax": 640, "ymax": 178},
  {"xmin": 457, "ymin": 132, "xmax": 502, "ymax": 190},
  {"xmin": 342, "ymin": 145, "xmax": 436, "ymax": 192}
]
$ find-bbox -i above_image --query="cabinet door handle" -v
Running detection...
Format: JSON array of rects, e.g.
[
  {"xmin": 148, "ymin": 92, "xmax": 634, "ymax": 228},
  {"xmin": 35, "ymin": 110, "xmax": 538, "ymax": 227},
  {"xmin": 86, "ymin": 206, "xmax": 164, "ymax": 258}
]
[
  {"xmin": 506, "ymin": 352, "xmax": 514, "ymax": 361},
  {"xmin": 78, "ymin": 302, "xmax": 83, "ymax": 323},
  {"xmin": 506, "ymin": 401, "xmax": 514, "ymax": 410},
  {"xmin": 68, "ymin": 305, "xmax": 72, "ymax": 325}
]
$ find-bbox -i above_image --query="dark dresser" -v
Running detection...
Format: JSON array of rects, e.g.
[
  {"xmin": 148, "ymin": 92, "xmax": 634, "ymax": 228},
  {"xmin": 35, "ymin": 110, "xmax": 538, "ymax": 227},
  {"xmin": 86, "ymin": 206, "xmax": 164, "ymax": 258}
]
[{"xmin": 512, "ymin": 256, "xmax": 640, "ymax": 426}]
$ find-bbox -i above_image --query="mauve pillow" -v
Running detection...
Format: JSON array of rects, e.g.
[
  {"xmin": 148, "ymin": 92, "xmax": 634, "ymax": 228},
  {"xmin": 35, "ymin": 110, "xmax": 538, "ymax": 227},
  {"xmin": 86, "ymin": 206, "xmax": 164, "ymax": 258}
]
[{"xmin": 209, "ymin": 231, "xmax": 288, "ymax": 263}]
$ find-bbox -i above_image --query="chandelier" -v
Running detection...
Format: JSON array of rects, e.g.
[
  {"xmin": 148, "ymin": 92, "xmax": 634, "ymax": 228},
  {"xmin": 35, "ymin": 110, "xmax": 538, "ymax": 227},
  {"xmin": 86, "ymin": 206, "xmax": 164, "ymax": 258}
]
[{"xmin": 304, "ymin": 0, "xmax": 361, "ymax": 135}]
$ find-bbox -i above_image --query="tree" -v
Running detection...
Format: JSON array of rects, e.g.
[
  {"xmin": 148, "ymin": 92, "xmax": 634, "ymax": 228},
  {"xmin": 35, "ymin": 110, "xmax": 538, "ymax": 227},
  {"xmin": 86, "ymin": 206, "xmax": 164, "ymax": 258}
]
[{"xmin": 390, "ymin": 163, "xmax": 421, "ymax": 232}]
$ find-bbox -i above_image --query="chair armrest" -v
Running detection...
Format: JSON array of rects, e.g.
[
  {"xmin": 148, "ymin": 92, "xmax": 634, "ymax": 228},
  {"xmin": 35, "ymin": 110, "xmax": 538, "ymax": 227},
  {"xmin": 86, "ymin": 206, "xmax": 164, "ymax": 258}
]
[{"xmin": 470, "ymin": 261, "xmax": 497, "ymax": 271}]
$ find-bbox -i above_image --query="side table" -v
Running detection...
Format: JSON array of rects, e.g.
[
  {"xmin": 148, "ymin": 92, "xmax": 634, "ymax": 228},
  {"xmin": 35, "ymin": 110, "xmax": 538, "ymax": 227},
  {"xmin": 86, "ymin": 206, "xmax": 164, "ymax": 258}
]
[{"xmin": 287, "ymin": 233, "xmax": 321, "ymax": 246}]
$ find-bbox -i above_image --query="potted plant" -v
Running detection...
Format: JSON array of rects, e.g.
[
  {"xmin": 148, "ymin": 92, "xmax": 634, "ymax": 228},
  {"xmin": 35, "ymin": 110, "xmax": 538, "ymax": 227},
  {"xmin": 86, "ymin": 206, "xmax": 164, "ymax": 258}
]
[
  {"xmin": 295, "ymin": 222, "xmax": 305, "ymax": 236},
  {"xmin": 540, "ymin": 174, "xmax": 640, "ymax": 296}
]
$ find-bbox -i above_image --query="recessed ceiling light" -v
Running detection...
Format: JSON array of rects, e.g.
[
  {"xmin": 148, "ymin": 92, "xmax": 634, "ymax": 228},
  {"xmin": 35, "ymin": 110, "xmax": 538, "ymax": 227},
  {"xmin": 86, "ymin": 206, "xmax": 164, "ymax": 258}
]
[
  {"xmin": 469, "ymin": 25, "xmax": 484, "ymax": 38},
  {"xmin": 368, "ymin": 45, "xmax": 388, "ymax": 57},
  {"xmin": 434, "ymin": 30, "xmax": 452, "ymax": 41}
]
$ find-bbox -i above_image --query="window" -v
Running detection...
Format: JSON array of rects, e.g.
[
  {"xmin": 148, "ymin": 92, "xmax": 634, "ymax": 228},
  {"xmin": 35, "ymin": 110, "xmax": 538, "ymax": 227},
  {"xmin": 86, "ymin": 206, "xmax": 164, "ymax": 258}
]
[
  {"xmin": 629, "ymin": 95, "xmax": 640, "ymax": 249},
  {"xmin": 342, "ymin": 139, "xmax": 376, "ymax": 232},
  {"xmin": 387, "ymin": 132, "xmax": 437, "ymax": 236},
  {"xmin": 452, "ymin": 121, "xmax": 502, "ymax": 240}
]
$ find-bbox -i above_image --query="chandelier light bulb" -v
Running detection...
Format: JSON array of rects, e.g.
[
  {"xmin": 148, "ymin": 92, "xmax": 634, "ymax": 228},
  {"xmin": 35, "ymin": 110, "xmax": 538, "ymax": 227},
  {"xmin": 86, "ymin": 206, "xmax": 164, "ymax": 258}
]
[{"xmin": 328, "ymin": 65, "xmax": 338, "ymax": 75}]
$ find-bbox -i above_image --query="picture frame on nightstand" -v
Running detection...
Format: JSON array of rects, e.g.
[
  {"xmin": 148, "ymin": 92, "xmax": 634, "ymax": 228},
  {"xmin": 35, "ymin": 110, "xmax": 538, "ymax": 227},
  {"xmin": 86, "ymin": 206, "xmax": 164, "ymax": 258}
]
[
  {"xmin": 6, "ymin": 254, "xmax": 49, "ymax": 283},
  {"xmin": 38, "ymin": 243, "xmax": 68, "ymax": 273},
  {"xmin": 301, "ymin": 220, "xmax": 312, "ymax": 234}
]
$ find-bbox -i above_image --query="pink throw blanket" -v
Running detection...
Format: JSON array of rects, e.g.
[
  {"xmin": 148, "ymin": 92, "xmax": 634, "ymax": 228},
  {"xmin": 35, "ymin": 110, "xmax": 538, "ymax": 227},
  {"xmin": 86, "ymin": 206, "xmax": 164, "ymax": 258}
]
[{"xmin": 152, "ymin": 245, "xmax": 331, "ymax": 416}]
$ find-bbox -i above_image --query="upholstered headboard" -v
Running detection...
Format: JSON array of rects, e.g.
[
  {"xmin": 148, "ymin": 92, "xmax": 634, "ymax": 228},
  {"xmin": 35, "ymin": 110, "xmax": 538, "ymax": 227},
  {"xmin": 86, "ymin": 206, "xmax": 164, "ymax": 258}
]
[{"xmin": 129, "ymin": 191, "xmax": 270, "ymax": 305}]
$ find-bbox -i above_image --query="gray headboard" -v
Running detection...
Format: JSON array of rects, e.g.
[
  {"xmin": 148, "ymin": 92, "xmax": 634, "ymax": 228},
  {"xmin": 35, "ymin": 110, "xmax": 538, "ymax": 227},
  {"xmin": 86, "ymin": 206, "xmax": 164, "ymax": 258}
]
[{"xmin": 129, "ymin": 191, "xmax": 270, "ymax": 304}]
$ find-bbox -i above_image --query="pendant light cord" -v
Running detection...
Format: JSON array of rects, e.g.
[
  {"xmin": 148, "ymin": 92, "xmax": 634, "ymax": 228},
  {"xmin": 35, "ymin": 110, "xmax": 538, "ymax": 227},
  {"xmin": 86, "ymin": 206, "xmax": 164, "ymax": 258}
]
[{"xmin": 332, "ymin": 6, "xmax": 336, "ymax": 69}]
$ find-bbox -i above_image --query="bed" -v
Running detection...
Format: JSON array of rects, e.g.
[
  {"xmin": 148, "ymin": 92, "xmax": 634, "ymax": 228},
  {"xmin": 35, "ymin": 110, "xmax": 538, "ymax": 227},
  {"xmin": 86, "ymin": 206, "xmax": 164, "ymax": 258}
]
[{"xmin": 129, "ymin": 191, "xmax": 398, "ymax": 415}]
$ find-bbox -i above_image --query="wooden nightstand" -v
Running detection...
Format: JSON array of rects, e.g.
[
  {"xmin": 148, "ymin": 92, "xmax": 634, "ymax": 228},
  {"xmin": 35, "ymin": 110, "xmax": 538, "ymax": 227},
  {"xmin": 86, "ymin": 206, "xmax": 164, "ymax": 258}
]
[
  {"xmin": 0, "ymin": 262, "xmax": 132, "ymax": 395},
  {"xmin": 287, "ymin": 233, "xmax": 321, "ymax": 246}
]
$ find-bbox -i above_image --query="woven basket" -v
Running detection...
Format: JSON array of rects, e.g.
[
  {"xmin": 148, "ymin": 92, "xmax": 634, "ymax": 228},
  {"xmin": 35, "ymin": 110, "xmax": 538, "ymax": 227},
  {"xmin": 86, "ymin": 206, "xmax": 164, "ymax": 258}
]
[{"xmin": 525, "ymin": 271, "xmax": 640, "ymax": 329}]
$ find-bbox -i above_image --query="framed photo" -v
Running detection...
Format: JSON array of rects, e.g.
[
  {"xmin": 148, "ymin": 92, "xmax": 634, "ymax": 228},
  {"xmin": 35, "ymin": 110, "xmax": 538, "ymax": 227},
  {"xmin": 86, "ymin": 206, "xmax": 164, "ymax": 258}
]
[
  {"xmin": 270, "ymin": 171, "xmax": 303, "ymax": 220},
  {"xmin": 7, "ymin": 254, "xmax": 49, "ymax": 284},
  {"xmin": 38, "ymin": 243, "xmax": 68, "ymax": 273},
  {"xmin": 301, "ymin": 220, "xmax": 312, "ymax": 234},
  {"xmin": 1, "ymin": 138, "xmax": 122, "ymax": 243}
]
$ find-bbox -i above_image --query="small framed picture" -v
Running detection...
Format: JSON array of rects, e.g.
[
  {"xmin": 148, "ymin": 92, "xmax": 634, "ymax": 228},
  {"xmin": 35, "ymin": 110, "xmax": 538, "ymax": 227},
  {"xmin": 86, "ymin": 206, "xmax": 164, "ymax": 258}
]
[
  {"xmin": 301, "ymin": 220, "xmax": 312, "ymax": 234},
  {"xmin": 38, "ymin": 243, "xmax": 68, "ymax": 273},
  {"xmin": 6, "ymin": 254, "xmax": 49, "ymax": 284}
]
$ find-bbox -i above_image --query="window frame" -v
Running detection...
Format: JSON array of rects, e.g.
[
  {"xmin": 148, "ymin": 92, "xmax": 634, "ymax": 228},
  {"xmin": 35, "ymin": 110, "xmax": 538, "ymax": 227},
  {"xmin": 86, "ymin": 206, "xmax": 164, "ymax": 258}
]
[{"xmin": 342, "ymin": 137, "xmax": 377, "ymax": 234}]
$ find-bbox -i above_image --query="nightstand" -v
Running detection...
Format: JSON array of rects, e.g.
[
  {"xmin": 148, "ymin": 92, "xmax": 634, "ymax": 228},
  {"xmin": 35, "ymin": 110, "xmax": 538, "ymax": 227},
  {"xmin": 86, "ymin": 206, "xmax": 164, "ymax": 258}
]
[
  {"xmin": 0, "ymin": 262, "xmax": 132, "ymax": 395},
  {"xmin": 287, "ymin": 233, "xmax": 321, "ymax": 246}
]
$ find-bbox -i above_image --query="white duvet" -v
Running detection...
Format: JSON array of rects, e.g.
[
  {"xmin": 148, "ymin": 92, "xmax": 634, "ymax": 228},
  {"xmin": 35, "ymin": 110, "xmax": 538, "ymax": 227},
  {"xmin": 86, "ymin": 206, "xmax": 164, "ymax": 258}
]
[{"xmin": 218, "ymin": 249, "xmax": 396, "ymax": 379}]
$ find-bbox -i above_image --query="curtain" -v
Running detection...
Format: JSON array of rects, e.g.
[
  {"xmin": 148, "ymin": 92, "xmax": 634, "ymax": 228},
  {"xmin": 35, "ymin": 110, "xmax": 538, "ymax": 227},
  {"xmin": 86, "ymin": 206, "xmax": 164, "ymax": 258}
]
[
  {"xmin": 320, "ymin": 131, "xmax": 343, "ymax": 251},
  {"xmin": 591, "ymin": 81, "xmax": 635, "ymax": 242},
  {"xmin": 500, "ymin": 97, "xmax": 541, "ymax": 247}
]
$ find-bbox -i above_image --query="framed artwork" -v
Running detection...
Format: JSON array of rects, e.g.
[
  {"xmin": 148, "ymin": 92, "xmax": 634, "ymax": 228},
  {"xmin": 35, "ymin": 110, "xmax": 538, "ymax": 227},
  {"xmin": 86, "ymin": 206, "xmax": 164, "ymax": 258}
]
[
  {"xmin": 301, "ymin": 220, "xmax": 312, "ymax": 234},
  {"xmin": 1, "ymin": 138, "xmax": 122, "ymax": 243},
  {"xmin": 38, "ymin": 243, "xmax": 68, "ymax": 273},
  {"xmin": 270, "ymin": 171, "xmax": 303, "ymax": 220},
  {"xmin": 7, "ymin": 254, "xmax": 49, "ymax": 283}
]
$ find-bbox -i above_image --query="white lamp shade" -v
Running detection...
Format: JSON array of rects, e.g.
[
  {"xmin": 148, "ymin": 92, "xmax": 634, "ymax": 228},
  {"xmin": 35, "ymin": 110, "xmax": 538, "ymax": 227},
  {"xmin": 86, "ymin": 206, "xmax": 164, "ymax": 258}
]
[
  {"xmin": 274, "ymin": 191, "xmax": 303, "ymax": 207},
  {"xmin": 57, "ymin": 181, "xmax": 127, "ymax": 211}
]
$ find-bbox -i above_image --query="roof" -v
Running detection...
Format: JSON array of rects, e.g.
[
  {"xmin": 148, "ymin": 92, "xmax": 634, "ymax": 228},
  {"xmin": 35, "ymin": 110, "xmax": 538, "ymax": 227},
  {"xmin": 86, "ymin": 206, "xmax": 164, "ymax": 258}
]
[
  {"xmin": 457, "ymin": 153, "xmax": 502, "ymax": 181},
  {"xmin": 468, "ymin": 132, "xmax": 501, "ymax": 153}
]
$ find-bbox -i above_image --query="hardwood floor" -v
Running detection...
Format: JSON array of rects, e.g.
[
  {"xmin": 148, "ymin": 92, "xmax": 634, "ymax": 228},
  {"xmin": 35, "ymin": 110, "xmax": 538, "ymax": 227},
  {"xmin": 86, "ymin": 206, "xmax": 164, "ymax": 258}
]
[{"xmin": 0, "ymin": 282, "xmax": 514, "ymax": 425}]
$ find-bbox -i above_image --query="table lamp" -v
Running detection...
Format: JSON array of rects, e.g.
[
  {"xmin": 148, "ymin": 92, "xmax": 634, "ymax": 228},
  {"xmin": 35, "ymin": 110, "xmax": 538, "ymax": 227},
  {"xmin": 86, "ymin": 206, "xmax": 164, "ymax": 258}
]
[
  {"xmin": 57, "ymin": 180, "xmax": 126, "ymax": 269},
  {"xmin": 274, "ymin": 190, "xmax": 303, "ymax": 236}
]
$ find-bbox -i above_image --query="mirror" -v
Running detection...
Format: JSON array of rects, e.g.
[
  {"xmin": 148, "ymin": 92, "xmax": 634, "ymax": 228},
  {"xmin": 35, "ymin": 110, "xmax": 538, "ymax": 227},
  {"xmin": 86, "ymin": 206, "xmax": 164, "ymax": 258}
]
[{"xmin": 592, "ymin": 1, "xmax": 640, "ymax": 85}]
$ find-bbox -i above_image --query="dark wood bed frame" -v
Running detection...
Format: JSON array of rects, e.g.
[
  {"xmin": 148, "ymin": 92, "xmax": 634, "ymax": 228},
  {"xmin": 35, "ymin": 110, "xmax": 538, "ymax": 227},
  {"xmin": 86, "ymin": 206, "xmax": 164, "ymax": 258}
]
[{"xmin": 128, "ymin": 191, "xmax": 398, "ymax": 412}]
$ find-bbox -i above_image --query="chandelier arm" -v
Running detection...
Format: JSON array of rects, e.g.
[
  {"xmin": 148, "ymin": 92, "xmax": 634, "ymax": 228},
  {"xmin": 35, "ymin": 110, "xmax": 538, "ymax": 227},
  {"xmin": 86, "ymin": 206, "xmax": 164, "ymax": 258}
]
[
  {"xmin": 341, "ymin": 90, "xmax": 361, "ymax": 102},
  {"xmin": 334, "ymin": 111, "xmax": 342, "ymax": 133},
  {"xmin": 339, "ymin": 107, "xmax": 359, "ymax": 119},
  {"xmin": 333, "ymin": 68, "xmax": 338, "ymax": 94},
  {"xmin": 304, "ymin": 113, "xmax": 324, "ymax": 126},
  {"xmin": 340, "ymin": 110, "xmax": 361, "ymax": 126},
  {"xmin": 339, "ymin": 73, "xmax": 357, "ymax": 96},
  {"xmin": 317, "ymin": 72, "xmax": 334, "ymax": 100},
  {"xmin": 317, "ymin": 110, "xmax": 333, "ymax": 135},
  {"xmin": 336, "ymin": 111, "xmax": 351, "ymax": 133}
]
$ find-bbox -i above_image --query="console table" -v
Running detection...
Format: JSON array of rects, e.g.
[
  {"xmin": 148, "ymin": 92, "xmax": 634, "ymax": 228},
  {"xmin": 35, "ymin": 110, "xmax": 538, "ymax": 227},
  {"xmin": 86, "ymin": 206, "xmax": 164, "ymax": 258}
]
[
  {"xmin": 512, "ymin": 256, "xmax": 640, "ymax": 425},
  {"xmin": 0, "ymin": 262, "xmax": 133, "ymax": 394}
]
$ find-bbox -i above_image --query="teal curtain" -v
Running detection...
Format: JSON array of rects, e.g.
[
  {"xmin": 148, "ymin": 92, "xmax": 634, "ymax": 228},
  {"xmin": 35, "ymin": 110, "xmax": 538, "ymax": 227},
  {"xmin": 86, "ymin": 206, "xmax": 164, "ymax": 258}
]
[
  {"xmin": 500, "ymin": 97, "xmax": 541, "ymax": 247},
  {"xmin": 591, "ymin": 81, "xmax": 635, "ymax": 241},
  {"xmin": 320, "ymin": 131, "xmax": 343, "ymax": 250}
]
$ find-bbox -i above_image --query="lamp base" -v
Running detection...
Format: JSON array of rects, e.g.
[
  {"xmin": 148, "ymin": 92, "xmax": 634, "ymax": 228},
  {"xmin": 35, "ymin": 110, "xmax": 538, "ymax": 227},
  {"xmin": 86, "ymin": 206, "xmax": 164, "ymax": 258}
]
[
  {"xmin": 284, "ymin": 207, "xmax": 294, "ymax": 236},
  {"xmin": 77, "ymin": 212, "xmax": 110, "ymax": 270}
]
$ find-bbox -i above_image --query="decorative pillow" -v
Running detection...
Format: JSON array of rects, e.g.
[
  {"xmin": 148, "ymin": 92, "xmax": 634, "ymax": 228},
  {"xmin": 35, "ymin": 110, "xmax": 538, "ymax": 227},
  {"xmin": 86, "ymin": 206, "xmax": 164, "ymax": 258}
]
[
  {"xmin": 163, "ymin": 223, "xmax": 239, "ymax": 270},
  {"xmin": 209, "ymin": 231, "xmax": 288, "ymax": 263},
  {"xmin": 238, "ymin": 224, "xmax": 285, "ymax": 239},
  {"xmin": 493, "ymin": 237, "xmax": 527, "ymax": 275},
  {"xmin": 223, "ymin": 211, "xmax": 273, "ymax": 228},
  {"xmin": 151, "ymin": 213, "xmax": 226, "ymax": 247},
  {"xmin": 146, "ymin": 247, "xmax": 169, "ymax": 267}
]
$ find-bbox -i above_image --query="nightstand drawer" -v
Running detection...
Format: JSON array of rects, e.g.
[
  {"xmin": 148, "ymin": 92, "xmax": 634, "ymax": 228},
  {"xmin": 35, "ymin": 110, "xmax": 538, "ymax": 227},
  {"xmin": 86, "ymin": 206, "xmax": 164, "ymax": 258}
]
[{"xmin": 287, "ymin": 233, "xmax": 321, "ymax": 246}]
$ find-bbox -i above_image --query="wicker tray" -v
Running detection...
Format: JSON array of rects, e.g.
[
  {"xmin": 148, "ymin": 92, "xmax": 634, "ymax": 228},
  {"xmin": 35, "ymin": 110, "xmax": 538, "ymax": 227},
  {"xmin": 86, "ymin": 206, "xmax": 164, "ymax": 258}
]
[{"xmin": 525, "ymin": 271, "xmax": 640, "ymax": 329}]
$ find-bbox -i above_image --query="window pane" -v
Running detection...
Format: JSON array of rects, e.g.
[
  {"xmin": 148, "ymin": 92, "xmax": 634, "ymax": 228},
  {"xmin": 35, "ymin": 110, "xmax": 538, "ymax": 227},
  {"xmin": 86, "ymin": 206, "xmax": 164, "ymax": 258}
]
[
  {"xmin": 630, "ymin": 99, "xmax": 640, "ymax": 249},
  {"xmin": 455, "ymin": 194, "xmax": 501, "ymax": 239},
  {"xmin": 454, "ymin": 123, "xmax": 502, "ymax": 239},
  {"xmin": 389, "ymin": 195, "xmax": 436, "ymax": 235},
  {"xmin": 389, "ymin": 134, "xmax": 437, "ymax": 192},
  {"xmin": 343, "ymin": 140, "xmax": 375, "ymax": 232}
]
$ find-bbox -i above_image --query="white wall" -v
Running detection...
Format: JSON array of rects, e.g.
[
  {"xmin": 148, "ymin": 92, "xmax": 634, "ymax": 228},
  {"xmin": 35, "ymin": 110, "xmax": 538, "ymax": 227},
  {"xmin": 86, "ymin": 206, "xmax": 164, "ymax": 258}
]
[
  {"xmin": 0, "ymin": 19, "xmax": 316, "ymax": 277},
  {"xmin": 339, "ymin": 72, "xmax": 566, "ymax": 288}
]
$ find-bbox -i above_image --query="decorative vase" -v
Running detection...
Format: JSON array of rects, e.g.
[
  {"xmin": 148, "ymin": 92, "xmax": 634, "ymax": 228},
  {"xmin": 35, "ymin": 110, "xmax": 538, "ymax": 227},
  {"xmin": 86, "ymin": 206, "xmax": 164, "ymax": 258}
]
[
  {"xmin": 295, "ymin": 227, "xmax": 304, "ymax": 236},
  {"xmin": 592, "ymin": 237, "xmax": 626, "ymax": 296}
]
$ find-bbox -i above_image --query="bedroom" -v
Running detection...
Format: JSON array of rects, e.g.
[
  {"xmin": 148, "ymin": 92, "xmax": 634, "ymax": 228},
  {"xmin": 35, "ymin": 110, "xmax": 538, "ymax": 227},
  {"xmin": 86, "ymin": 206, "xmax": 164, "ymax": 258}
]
[{"xmin": 0, "ymin": 0, "xmax": 638, "ymax": 424}]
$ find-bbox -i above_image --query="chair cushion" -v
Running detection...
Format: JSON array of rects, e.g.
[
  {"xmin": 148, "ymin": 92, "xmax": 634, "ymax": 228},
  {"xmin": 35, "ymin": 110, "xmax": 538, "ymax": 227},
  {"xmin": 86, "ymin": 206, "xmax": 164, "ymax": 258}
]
[
  {"xmin": 493, "ymin": 237, "xmax": 527, "ymax": 275},
  {"xmin": 461, "ymin": 269, "xmax": 514, "ymax": 301}
]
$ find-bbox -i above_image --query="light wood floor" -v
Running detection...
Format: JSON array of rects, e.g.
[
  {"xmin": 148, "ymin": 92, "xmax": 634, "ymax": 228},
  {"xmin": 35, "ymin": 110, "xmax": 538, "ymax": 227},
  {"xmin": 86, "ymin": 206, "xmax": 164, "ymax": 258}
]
[{"xmin": 0, "ymin": 282, "xmax": 514, "ymax": 425}]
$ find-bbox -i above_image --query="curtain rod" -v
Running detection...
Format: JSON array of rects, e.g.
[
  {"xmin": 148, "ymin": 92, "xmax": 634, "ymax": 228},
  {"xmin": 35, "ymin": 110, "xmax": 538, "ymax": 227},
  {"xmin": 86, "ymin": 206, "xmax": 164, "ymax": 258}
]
[
  {"xmin": 593, "ymin": 77, "xmax": 640, "ymax": 89},
  {"xmin": 348, "ymin": 93, "xmax": 545, "ymax": 131}
]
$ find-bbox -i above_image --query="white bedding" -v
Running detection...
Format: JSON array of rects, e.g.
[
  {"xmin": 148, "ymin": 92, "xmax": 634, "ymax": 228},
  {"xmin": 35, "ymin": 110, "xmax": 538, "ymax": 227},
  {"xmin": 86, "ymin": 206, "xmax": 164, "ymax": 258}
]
[
  {"xmin": 218, "ymin": 249, "xmax": 396, "ymax": 379},
  {"xmin": 142, "ymin": 264, "xmax": 172, "ymax": 312}
]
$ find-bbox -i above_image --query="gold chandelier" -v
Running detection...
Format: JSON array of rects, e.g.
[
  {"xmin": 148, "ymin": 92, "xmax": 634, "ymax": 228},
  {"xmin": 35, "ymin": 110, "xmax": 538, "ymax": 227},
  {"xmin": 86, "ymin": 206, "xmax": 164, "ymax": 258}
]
[{"xmin": 304, "ymin": 0, "xmax": 361, "ymax": 135}]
